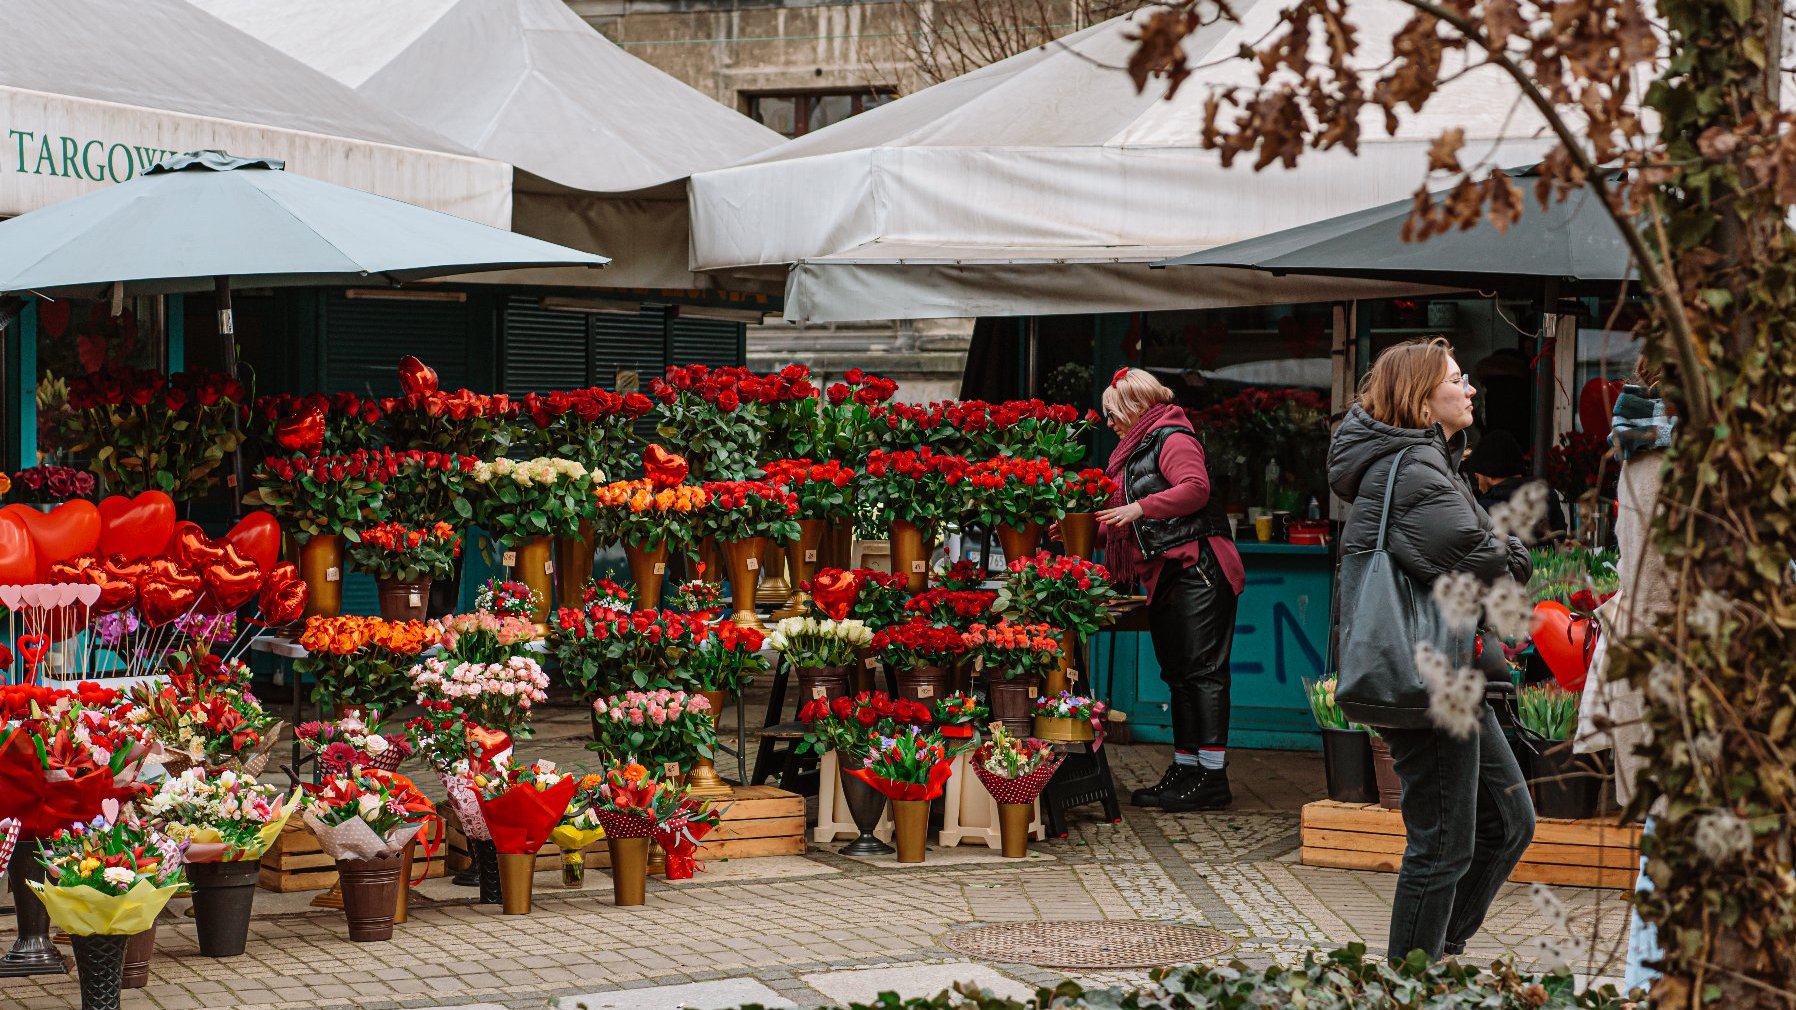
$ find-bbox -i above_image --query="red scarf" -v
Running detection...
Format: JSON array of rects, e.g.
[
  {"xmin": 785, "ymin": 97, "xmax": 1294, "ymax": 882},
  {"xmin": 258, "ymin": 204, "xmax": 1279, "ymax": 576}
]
[{"xmin": 1101, "ymin": 402, "xmax": 1193, "ymax": 588}]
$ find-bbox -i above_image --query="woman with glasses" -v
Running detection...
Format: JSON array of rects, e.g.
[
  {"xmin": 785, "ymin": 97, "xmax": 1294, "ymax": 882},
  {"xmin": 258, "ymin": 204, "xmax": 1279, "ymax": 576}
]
[
  {"xmin": 1095, "ymin": 367, "xmax": 1244, "ymax": 811},
  {"xmin": 1327, "ymin": 336, "xmax": 1534, "ymax": 963}
]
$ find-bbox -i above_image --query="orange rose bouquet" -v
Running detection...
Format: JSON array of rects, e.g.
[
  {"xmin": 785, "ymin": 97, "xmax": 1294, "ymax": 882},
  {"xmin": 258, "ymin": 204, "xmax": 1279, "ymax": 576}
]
[
  {"xmin": 592, "ymin": 479, "xmax": 709, "ymax": 551},
  {"xmin": 961, "ymin": 620, "xmax": 1065, "ymax": 682},
  {"xmin": 346, "ymin": 521, "xmax": 461, "ymax": 582},
  {"xmin": 296, "ymin": 616, "xmax": 442, "ymax": 718}
]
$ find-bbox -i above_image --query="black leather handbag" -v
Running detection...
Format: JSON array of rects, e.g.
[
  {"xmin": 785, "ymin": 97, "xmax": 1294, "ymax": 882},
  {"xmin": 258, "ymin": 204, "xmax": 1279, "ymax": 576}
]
[{"xmin": 1336, "ymin": 447, "xmax": 1468, "ymax": 728}]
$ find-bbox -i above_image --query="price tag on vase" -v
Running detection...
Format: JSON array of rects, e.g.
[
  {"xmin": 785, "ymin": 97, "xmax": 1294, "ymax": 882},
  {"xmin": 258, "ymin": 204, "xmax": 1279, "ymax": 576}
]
[
  {"xmin": 746, "ymin": 557, "xmax": 759, "ymax": 571},
  {"xmin": 812, "ymin": 685, "xmax": 827, "ymax": 699},
  {"xmin": 653, "ymin": 563, "xmax": 666, "ymax": 575},
  {"xmin": 326, "ymin": 567, "xmax": 340, "ymax": 582},
  {"xmin": 502, "ymin": 551, "xmax": 517, "ymax": 567},
  {"xmin": 804, "ymin": 550, "xmax": 818, "ymax": 562}
]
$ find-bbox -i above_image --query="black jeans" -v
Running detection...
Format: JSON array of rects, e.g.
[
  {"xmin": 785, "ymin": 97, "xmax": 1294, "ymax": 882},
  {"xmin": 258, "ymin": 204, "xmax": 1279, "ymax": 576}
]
[
  {"xmin": 1146, "ymin": 546, "xmax": 1238, "ymax": 752},
  {"xmin": 1381, "ymin": 703, "xmax": 1535, "ymax": 961}
]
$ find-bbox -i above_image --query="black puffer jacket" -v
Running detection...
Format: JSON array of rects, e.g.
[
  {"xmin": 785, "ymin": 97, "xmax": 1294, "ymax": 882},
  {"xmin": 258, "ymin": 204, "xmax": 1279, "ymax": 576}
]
[{"xmin": 1328, "ymin": 406, "xmax": 1530, "ymax": 586}]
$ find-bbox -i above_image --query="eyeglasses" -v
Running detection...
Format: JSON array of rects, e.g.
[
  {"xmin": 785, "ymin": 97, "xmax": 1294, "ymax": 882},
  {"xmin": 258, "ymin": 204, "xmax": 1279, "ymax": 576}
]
[{"xmin": 1441, "ymin": 374, "xmax": 1473, "ymax": 391}]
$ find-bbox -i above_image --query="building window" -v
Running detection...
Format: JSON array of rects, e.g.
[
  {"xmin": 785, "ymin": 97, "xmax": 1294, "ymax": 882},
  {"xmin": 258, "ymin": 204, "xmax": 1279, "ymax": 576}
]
[{"xmin": 747, "ymin": 89, "xmax": 896, "ymax": 138}]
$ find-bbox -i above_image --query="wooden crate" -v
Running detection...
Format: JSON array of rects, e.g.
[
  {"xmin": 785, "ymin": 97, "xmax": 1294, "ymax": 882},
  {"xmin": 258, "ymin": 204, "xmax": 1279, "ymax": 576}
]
[
  {"xmin": 257, "ymin": 821, "xmax": 447, "ymax": 893},
  {"xmin": 1299, "ymin": 799, "xmax": 1643, "ymax": 889},
  {"xmin": 444, "ymin": 784, "xmax": 807, "ymax": 875}
]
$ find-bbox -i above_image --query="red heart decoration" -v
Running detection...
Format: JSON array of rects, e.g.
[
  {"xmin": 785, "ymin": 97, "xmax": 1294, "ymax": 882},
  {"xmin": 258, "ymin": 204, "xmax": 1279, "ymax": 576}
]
[
  {"xmin": 0, "ymin": 511, "xmax": 38, "ymax": 585},
  {"xmin": 3, "ymin": 501, "xmax": 101, "ymax": 580},
  {"xmin": 1578, "ymin": 378, "xmax": 1626, "ymax": 437},
  {"xmin": 1531, "ymin": 601, "xmax": 1596, "ymax": 691},
  {"xmin": 399, "ymin": 355, "xmax": 439, "ymax": 398},
  {"xmin": 257, "ymin": 570, "xmax": 308, "ymax": 626},
  {"xmin": 223, "ymin": 512, "xmax": 282, "ymax": 574},
  {"xmin": 642, "ymin": 445, "xmax": 690, "ymax": 489},
  {"xmin": 168, "ymin": 522, "xmax": 227, "ymax": 570},
  {"xmin": 139, "ymin": 559, "xmax": 202, "ymax": 627},
  {"xmin": 275, "ymin": 405, "xmax": 326, "ymax": 456},
  {"xmin": 87, "ymin": 554, "xmax": 144, "ymax": 616},
  {"xmin": 201, "ymin": 544, "xmax": 263, "ymax": 612},
  {"xmin": 46, "ymin": 554, "xmax": 99, "ymax": 583},
  {"xmin": 97, "ymin": 492, "xmax": 176, "ymax": 561},
  {"xmin": 16, "ymin": 633, "xmax": 50, "ymax": 676}
]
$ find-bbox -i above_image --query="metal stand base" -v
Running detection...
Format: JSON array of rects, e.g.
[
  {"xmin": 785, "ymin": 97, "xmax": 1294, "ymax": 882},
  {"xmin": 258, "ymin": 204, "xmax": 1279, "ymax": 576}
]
[{"xmin": 2, "ymin": 838, "xmax": 68, "ymax": 976}]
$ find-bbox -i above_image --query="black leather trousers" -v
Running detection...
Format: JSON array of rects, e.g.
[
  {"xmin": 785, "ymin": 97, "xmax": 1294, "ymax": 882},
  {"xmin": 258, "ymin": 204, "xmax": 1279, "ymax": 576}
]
[{"xmin": 1146, "ymin": 545, "xmax": 1239, "ymax": 752}]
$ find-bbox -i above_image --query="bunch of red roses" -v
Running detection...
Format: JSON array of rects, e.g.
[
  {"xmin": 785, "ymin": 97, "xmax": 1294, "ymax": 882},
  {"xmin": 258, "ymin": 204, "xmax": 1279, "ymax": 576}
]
[
  {"xmin": 796, "ymin": 689, "xmax": 933, "ymax": 761},
  {"xmin": 761, "ymin": 458, "xmax": 858, "ymax": 520},
  {"xmin": 521, "ymin": 387, "xmax": 655, "ymax": 472},
  {"xmin": 995, "ymin": 552, "xmax": 1120, "ymax": 638},
  {"xmin": 963, "ymin": 456, "xmax": 1067, "ymax": 529},
  {"xmin": 66, "ymin": 366, "xmax": 247, "ymax": 499},
  {"xmin": 9, "ymin": 465, "xmax": 96, "ymax": 504},
  {"xmin": 859, "ymin": 448, "xmax": 972, "ymax": 528},
  {"xmin": 700, "ymin": 479, "xmax": 802, "ymax": 543},
  {"xmin": 253, "ymin": 391, "xmax": 384, "ymax": 455},
  {"xmin": 871, "ymin": 617, "xmax": 968, "ymax": 671},
  {"xmin": 903, "ymin": 588, "xmax": 1000, "ymax": 629},
  {"xmin": 1063, "ymin": 468, "xmax": 1119, "ymax": 512},
  {"xmin": 382, "ymin": 388, "xmax": 522, "ymax": 457},
  {"xmin": 546, "ymin": 607, "xmax": 711, "ymax": 700}
]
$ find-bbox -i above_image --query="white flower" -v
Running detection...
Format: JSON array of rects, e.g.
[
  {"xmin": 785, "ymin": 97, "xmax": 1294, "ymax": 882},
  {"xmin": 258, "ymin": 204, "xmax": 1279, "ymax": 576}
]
[
  {"xmin": 102, "ymin": 866, "xmax": 136, "ymax": 890},
  {"xmin": 1690, "ymin": 731, "xmax": 1722, "ymax": 767},
  {"xmin": 1482, "ymin": 579, "xmax": 1532, "ymax": 641},
  {"xmin": 356, "ymin": 794, "xmax": 383, "ymax": 818},
  {"xmin": 1431, "ymin": 572, "xmax": 1483, "ymax": 632},
  {"xmin": 1693, "ymin": 809, "xmax": 1753, "ymax": 863},
  {"xmin": 364, "ymin": 735, "xmax": 389, "ymax": 755}
]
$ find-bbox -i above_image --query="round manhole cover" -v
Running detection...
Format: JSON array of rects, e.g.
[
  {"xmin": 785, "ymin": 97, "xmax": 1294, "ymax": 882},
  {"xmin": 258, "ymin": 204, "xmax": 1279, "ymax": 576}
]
[{"xmin": 943, "ymin": 920, "xmax": 1235, "ymax": 969}]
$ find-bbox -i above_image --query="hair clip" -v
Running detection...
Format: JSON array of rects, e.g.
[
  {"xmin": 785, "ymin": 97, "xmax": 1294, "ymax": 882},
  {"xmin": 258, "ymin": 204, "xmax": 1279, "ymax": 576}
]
[{"xmin": 1111, "ymin": 367, "xmax": 1132, "ymax": 387}]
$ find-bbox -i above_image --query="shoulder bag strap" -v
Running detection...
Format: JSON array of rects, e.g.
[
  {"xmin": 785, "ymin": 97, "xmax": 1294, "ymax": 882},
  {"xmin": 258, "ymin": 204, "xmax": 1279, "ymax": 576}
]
[{"xmin": 1374, "ymin": 446, "xmax": 1413, "ymax": 553}]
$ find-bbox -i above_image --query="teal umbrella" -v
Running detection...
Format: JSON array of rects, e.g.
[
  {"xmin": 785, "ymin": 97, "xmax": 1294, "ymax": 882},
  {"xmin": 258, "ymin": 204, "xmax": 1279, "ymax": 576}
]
[{"xmin": 0, "ymin": 150, "xmax": 607, "ymax": 296}]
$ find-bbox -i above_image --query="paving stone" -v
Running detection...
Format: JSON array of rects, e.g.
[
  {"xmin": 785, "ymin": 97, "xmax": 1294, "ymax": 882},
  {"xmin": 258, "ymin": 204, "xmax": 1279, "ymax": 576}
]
[
  {"xmin": 800, "ymin": 962, "xmax": 1033, "ymax": 1005},
  {"xmin": 554, "ymin": 978, "xmax": 795, "ymax": 1009}
]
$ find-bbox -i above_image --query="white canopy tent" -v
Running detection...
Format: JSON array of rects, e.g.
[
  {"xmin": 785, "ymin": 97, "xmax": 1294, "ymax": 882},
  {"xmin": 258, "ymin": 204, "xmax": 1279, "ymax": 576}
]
[
  {"xmin": 192, "ymin": 0, "xmax": 784, "ymax": 290},
  {"xmin": 0, "ymin": 0, "xmax": 511, "ymax": 226},
  {"xmin": 688, "ymin": 1, "xmax": 1560, "ymax": 322}
]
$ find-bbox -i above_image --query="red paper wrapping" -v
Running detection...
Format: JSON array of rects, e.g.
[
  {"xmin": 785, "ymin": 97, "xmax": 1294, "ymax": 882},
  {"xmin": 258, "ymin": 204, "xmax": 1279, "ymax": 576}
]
[
  {"xmin": 593, "ymin": 810, "xmax": 655, "ymax": 839},
  {"xmin": 653, "ymin": 820, "xmax": 717, "ymax": 880},
  {"xmin": 0, "ymin": 732, "xmax": 141, "ymax": 839},
  {"xmin": 477, "ymin": 777, "xmax": 578, "ymax": 855},
  {"xmin": 844, "ymin": 761, "xmax": 954, "ymax": 802},
  {"xmin": 972, "ymin": 755, "xmax": 1065, "ymax": 806},
  {"xmin": 939, "ymin": 724, "xmax": 975, "ymax": 739}
]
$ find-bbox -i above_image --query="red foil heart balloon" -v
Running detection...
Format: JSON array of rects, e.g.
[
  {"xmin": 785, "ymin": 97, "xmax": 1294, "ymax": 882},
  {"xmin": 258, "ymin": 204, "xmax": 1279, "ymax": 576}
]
[
  {"xmin": 96, "ymin": 492, "xmax": 176, "ymax": 561},
  {"xmin": 642, "ymin": 445, "xmax": 689, "ymax": 489},
  {"xmin": 398, "ymin": 355, "xmax": 439, "ymax": 398},
  {"xmin": 170, "ymin": 523, "xmax": 228, "ymax": 570},
  {"xmin": 4, "ymin": 500, "xmax": 101, "ymax": 579},
  {"xmin": 1531, "ymin": 601, "xmax": 1596, "ymax": 691},
  {"xmin": 201, "ymin": 544, "xmax": 263, "ymax": 612},
  {"xmin": 224, "ymin": 512, "xmax": 282, "ymax": 574},
  {"xmin": 258, "ymin": 574, "xmax": 308, "ymax": 626},
  {"xmin": 47, "ymin": 554, "xmax": 100, "ymax": 583},
  {"xmin": 0, "ymin": 510, "xmax": 37, "ymax": 585},
  {"xmin": 139, "ymin": 559, "xmax": 202, "ymax": 627},
  {"xmin": 87, "ymin": 554, "xmax": 143, "ymax": 616},
  {"xmin": 275, "ymin": 404, "xmax": 326, "ymax": 456}
]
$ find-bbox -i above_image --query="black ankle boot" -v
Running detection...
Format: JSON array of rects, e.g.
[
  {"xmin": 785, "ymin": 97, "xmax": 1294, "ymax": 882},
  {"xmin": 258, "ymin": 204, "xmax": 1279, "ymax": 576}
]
[
  {"xmin": 1131, "ymin": 764, "xmax": 1195, "ymax": 807},
  {"xmin": 1158, "ymin": 766, "xmax": 1232, "ymax": 812}
]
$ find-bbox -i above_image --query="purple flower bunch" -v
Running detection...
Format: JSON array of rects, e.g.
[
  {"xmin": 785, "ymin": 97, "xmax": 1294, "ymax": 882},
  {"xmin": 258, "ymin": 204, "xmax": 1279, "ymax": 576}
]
[{"xmin": 10, "ymin": 465, "xmax": 95, "ymax": 504}]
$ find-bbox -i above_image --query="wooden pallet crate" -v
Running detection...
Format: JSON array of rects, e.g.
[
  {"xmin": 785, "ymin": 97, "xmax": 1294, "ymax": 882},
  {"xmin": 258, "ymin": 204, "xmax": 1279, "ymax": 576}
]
[
  {"xmin": 257, "ymin": 821, "xmax": 448, "ymax": 893},
  {"xmin": 1299, "ymin": 799, "xmax": 1643, "ymax": 889},
  {"xmin": 443, "ymin": 784, "xmax": 806, "ymax": 874}
]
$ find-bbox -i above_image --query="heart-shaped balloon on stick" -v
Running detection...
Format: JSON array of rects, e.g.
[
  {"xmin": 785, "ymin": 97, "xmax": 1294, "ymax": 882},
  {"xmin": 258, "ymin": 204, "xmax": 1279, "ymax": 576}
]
[
  {"xmin": 140, "ymin": 559, "xmax": 203, "ymax": 627},
  {"xmin": 3, "ymin": 500, "xmax": 101, "ymax": 580},
  {"xmin": 96, "ymin": 492, "xmax": 176, "ymax": 561},
  {"xmin": 1531, "ymin": 600, "xmax": 1596, "ymax": 691},
  {"xmin": 224, "ymin": 512, "xmax": 283, "ymax": 574},
  {"xmin": 201, "ymin": 544, "xmax": 263, "ymax": 612}
]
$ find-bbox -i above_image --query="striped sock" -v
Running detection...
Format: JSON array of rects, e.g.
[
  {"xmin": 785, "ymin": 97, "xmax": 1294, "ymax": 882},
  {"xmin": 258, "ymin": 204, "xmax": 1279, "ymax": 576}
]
[
  {"xmin": 1197, "ymin": 748, "xmax": 1227, "ymax": 771},
  {"xmin": 1173, "ymin": 750, "xmax": 1201, "ymax": 767}
]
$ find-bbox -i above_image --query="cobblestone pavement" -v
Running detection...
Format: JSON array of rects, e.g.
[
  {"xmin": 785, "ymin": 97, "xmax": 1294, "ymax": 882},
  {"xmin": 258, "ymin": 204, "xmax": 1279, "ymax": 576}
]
[{"xmin": 0, "ymin": 701, "xmax": 1637, "ymax": 1010}]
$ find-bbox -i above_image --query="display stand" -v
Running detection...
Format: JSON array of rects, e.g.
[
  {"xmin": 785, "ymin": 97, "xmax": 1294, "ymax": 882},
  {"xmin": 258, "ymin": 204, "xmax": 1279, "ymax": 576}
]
[
  {"xmin": 1039, "ymin": 738, "xmax": 1122, "ymax": 837},
  {"xmin": 937, "ymin": 750, "xmax": 1043, "ymax": 848}
]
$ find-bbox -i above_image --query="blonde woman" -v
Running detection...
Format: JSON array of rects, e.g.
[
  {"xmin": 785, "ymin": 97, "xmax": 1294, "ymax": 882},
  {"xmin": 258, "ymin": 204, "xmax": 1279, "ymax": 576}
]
[
  {"xmin": 1096, "ymin": 367, "xmax": 1244, "ymax": 811},
  {"xmin": 1326, "ymin": 337, "xmax": 1533, "ymax": 962}
]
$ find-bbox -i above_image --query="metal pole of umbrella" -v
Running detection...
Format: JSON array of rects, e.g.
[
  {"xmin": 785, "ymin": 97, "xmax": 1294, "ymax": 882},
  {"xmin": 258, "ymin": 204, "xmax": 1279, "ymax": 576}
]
[{"xmin": 217, "ymin": 276, "xmax": 245, "ymax": 517}]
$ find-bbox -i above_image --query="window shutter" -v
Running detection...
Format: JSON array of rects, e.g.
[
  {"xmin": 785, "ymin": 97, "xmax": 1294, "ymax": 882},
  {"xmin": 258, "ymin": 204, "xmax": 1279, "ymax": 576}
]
[
  {"xmin": 500, "ymin": 296, "xmax": 589, "ymax": 397},
  {"xmin": 671, "ymin": 316, "xmax": 745, "ymax": 370},
  {"xmin": 320, "ymin": 293, "xmax": 472, "ymax": 395}
]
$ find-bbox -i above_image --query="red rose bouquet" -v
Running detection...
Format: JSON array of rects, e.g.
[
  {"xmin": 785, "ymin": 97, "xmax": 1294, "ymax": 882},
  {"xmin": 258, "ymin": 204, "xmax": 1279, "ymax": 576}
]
[
  {"xmin": 904, "ymin": 588, "xmax": 1000, "ymax": 630},
  {"xmin": 521, "ymin": 387, "xmax": 655, "ymax": 471},
  {"xmin": 684, "ymin": 619, "xmax": 769, "ymax": 695},
  {"xmin": 381, "ymin": 384, "xmax": 522, "ymax": 458},
  {"xmin": 871, "ymin": 618, "xmax": 968, "ymax": 672},
  {"xmin": 796, "ymin": 689, "xmax": 932, "ymax": 760},
  {"xmin": 965, "ymin": 456, "xmax": 1068, "ymax": 529},
  {"xmin": 933, "ymin": 559, "xmax": 988, "ymax": 590},
  {"xmin": 9, "ymin": 465, "xmax": 95, "ymax": 504},
  {"xmin": 811, "ymin": 367, "xmax": 899, "ymax": 460},
  {"xmin": 474, "ymin": 759, "xmax": 579, "ymax": 856},
  {"xmin": 252, "ymin": 392, "xmax": 384, "ymax": 456},
  {"xmin": 859, "ymin": 448, "xmax": 971, "ymax": 528},
  {"xmin": 1062, "ymin": 468, "xmax": 1119, "ymax": 513},
  {"xmin": 761, "ymin": 458, "xmax": 858, "ymax": 520},
  {"xmin": 970, "ymin": 723, "xmax": 1064, "ymax": 805},
  {"xmin": 845, "ymin": 726, "xmax": 955, "ymax": 801},
  {"xmin": 365, "ymin": 448, "xmax": 482, "ymax": 527},
  {"xmin": 760, "ymin": 363, "xmax": 823, "ymax": 460},
  {"xmin": 66, "ymin": 366, "xmax": 246, "ymax": 499},
  {"xmin": 649, "ymin": 365, "xmax": 775, "ymax": 480},
  {"xmin": 348, "ymin": 521, "xmax": 461, "ymax": 582},
  {"xmin": 249, "ymin": 451, "xmax": 382, "ymax": 541},
  {"xmin": 963, "ymin": 621, "xmax": 1064, "ymax": 682},
  {"xmin": 0, "ymin": 685, "xmax": 150, "ymax": 838},
  {"xmin": 699, "ymin": 479, "xmax": 802, "ymax": 543},
  {"xmin": 649, "ymin": 787, "xmax": 723, "ymax": 880},
  {"xmin": 546, "ymin": 607, "xmax": 709, "ymax": 699},
  {"xmin": 981, "ymin": 399, "xmax": 1098, "ymax": 465},
  {"xmin": 996, "ymin": 552, "xmax": 1121, "ymax": 638}
]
